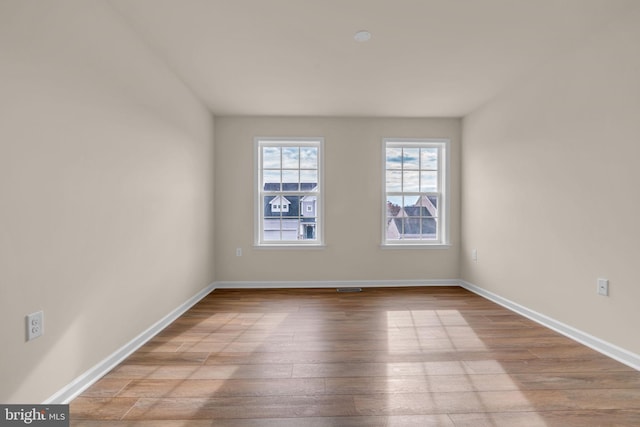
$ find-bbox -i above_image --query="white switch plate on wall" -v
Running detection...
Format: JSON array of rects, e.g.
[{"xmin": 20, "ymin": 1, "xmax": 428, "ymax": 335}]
[{"xmin": 597, "ymin": 278, "xmax": 609, "ymax": 296}]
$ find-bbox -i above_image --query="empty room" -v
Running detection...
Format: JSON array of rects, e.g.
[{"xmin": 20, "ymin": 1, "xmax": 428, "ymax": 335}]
[{"xmin": 1, "ymin": 0, "xmax": 640, "ymax": 425}]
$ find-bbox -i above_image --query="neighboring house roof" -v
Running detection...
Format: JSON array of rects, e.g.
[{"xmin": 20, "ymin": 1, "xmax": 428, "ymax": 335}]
[
  {"xmin": 263, "ymin": 183, "xmax": 317, "ymax": 217},
  {"xmin": 269, "ymin": 195, "xmax": 291, "ymax": 206},
  {"xmin": 263, "ymin": 197, "xmax": 318, "ymax": 217},
  {"xmin": 388, "ymin": 197, "xmax": 438, "ymax": 238},
  {"xmin": 414, "ymin": 195, "xmax": 438, "ymax": 216},
  {"xmin": 397, "ymin": 206, "xmax": 432, "ymax": 218},
  {"xmin": 389, "ymin": 216, "xmax": 437, "ymax": 236},
  {"xmin": 264, "ymin": 195, "xmax": 302, "ymax": 217}
]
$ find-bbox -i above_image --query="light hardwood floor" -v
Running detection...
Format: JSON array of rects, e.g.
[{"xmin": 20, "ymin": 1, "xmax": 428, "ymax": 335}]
[{"xmin": 70, "ymin": 287, "xmax": 640, "ymax": 426}]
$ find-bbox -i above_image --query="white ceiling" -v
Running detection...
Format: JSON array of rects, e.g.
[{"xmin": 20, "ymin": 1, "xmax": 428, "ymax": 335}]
[{"xmin": 111, "ymin": 0, "xmax": 636, "ymax": 117}]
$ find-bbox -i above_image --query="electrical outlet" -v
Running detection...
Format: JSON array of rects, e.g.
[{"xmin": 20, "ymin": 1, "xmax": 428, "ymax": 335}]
[
  {"xmin": 26, "ymin": 311, "xmax": 44, "ymax": 341},
  {"xmin": 597, "ymin": 278, "xmax": 609, "ymax": 296},
  {"xmin": 236, "ymin": 248, "xmax": 242, "ymax": 256},
  {"xmin": 472, "ymin": 249, "xmax": 478, "ymax": 262}
]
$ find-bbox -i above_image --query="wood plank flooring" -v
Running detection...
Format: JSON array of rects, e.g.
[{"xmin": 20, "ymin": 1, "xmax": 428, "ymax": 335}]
[{"xmin": 70, "ymin": 287, "xmax": 640, "ymax": 426}]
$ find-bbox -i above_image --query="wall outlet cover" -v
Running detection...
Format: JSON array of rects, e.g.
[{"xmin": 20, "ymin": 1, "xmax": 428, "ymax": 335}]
[{"xmin": 26, "ymin": 311, "xmax": 44, "ymax": 341}]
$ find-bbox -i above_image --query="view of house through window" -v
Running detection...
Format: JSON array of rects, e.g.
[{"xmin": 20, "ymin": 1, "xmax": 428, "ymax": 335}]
[
  {"xmin": 256, "ymin": 138, "xmax": 322, "ymax": 245},
  {"xmin": 384, "ymin": 139, "xmax": 448, "ymax": 245}
]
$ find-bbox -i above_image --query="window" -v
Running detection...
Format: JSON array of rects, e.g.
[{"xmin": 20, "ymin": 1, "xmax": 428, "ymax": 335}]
[
  {"xmin": 256, "ymin": 138, "xmax": 323, "ymax": 246},
  {"xmin": 383, "ymin": 139, "xmax": 449, "ymax": 246}
]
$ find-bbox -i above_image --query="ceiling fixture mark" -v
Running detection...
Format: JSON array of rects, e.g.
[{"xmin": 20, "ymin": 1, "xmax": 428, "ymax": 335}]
[{"xmin": 354, "ymin": 30, "xmax": 372, "ymax": 42}]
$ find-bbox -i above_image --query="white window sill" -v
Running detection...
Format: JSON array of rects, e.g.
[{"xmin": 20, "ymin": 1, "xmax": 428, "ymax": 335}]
[
  {"xmin": 254, "ymin": 244, "xmax": 327, "ymax": 250},
  {"xmin": 380, "ymin": 243, "xmax": 452, "ymax": 250}
]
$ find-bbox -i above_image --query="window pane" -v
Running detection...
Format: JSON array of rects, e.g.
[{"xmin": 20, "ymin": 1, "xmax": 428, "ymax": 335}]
[
  {"xmin": 403, "ymin": 199, "xmax": 421, "ymax": 217},
  {"xmin": 386, "ymin": 195, "xmax": 402, "ymax": 216},
  {"xmin": 421, "ymin": 148, "xmax": 438, "ymax": 170},
  {"xmin": 282, "ymin": 170, "xmax": 299, "ymax": 189},
  {"xmin": 421, "ymin": 218, "xmax": 438, "ymax": 240},
  {"xmin": 282, "ymin": 146, "xmax": 299, "ymax": 168},
  {"xmin": 300, "ymin": 196, "xmax": 317, "ymax": 217},
  {"xmin": 263, "ymin": 217, "xmax": 281, "ymax": 241},
  {"xmin": 428, "ymin": 196, "xmax": 438, "ymax": 217},
  {"xmin": 300, "ymin": 169, "xmax": 317, "ymax": 187},
  {"xmin": 386, "ymin": 147, "xmax": 402, "ymax": 169},
  {"xmin": 300, "ymin": 147, "xmax": 318, "ymax": 169},
  {"xmin": 262, "ymin": 147, "xmax": 280, "ymax": 169},
  {"xmin": 386, "ymin": 217, "xmax": 400, "ymax": 239},
  {"xmin": 284, "ymin": 194, "xmax": 300, "ymax": 215},
  {"xmin": 282, "ymin": 219, "xmax": 299, "ymax": 230},
  {"xmin": 264, "ymin": 198, "xmax": 316, "ymax": 241},
  {"xmin": 403, "ymin": 148, "xmax": 420, "ymax": 170},
  {"xmin": 415, "ymin": 195, "xmax": 438, "ymax": 217},
  {"xmin": 386, "ymin": 170, "xmax": 402, "ymax": 192},
  {"xmin": 263, "ymin": 170, "xmax": 281, "ymax": 191},
  {"xmin": 264, "ymin": 196, "xmax": 282, "ymax": 217},
  {"xmin": 408, "ymin": 195, "xmax": 423, "ymax": 207},
  {"xmin": 263, "ymin": 218, "xmax": 299, "ymax": 241},
  {"xmin": 404, "ymin": 218, "xmax": 422, "ymax": 238},
  {"xmin": 420, "ymin": 171, "xmax": 438, "ymax": 192},
  {"xmin": 403, "ymin": 171, "xmax": 420, "ymax": 192},
  {"xmin": 299, "ymin": 220, "xmax": 317, "ymax": 240}
]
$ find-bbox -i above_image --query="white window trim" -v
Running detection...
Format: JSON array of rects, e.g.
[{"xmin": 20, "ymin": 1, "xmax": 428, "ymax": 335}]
[
  {"xmin": 254, "ymin": 137, "xmax": 325, "ymax": 247},
  {"xmin": 381, "ymin": 138, "xmax": 450, "ymax": 248}
]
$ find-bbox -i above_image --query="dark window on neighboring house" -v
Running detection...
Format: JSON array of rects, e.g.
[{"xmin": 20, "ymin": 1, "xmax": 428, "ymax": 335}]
[
  {"xmin": 256, "ymin": 138, "xmax": 323, "ymax": 245},
  {"xmin": 384, "ymin": 139, "xmax": 449, "ymax": 246}
]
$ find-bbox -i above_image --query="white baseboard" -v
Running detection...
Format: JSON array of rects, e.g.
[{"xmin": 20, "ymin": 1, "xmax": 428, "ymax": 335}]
[
  {"xmin": 44, "ymin": 282, "xmax": 216, "ymax": 404},
  {"xmin": 214, "ymin": 279, "xmax": 460, "ymax": 289},
  {"xmin": 459, "ymin": 280, "xmax": 640, "ymax": 371}
]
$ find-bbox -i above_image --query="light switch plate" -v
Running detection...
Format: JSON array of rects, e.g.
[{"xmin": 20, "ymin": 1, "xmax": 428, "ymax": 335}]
[{"xmin": 597, "ymin": 278, "xmax": 609, "ymax": 296}]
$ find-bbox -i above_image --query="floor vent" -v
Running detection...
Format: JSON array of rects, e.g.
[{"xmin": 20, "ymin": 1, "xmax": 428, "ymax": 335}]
[{"xmin": 336, "ymin": 288, "xmax": 362, "ymax": 293}]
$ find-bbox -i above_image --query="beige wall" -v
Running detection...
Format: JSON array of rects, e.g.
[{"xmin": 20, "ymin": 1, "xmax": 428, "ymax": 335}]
[
  {"xmin": 0, "ymin": 0, "xmax": 215, "ymax": 403},
  {"xmin": 214, "ymin": 117, "xmax": 461, "ymax": 282},
  {"xmin": 461, "ymin": 6, "xmax": 640, "ymax": 354}
]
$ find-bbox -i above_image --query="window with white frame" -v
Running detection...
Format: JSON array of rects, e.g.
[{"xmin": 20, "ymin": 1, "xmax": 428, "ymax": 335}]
[
  {"xmin": 383, "ymin": 139, "xmax": 449, "ymax": 246},
  {"xmin": 256, "ymin": 138, "xmax": 323, "ymax": 245}
]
